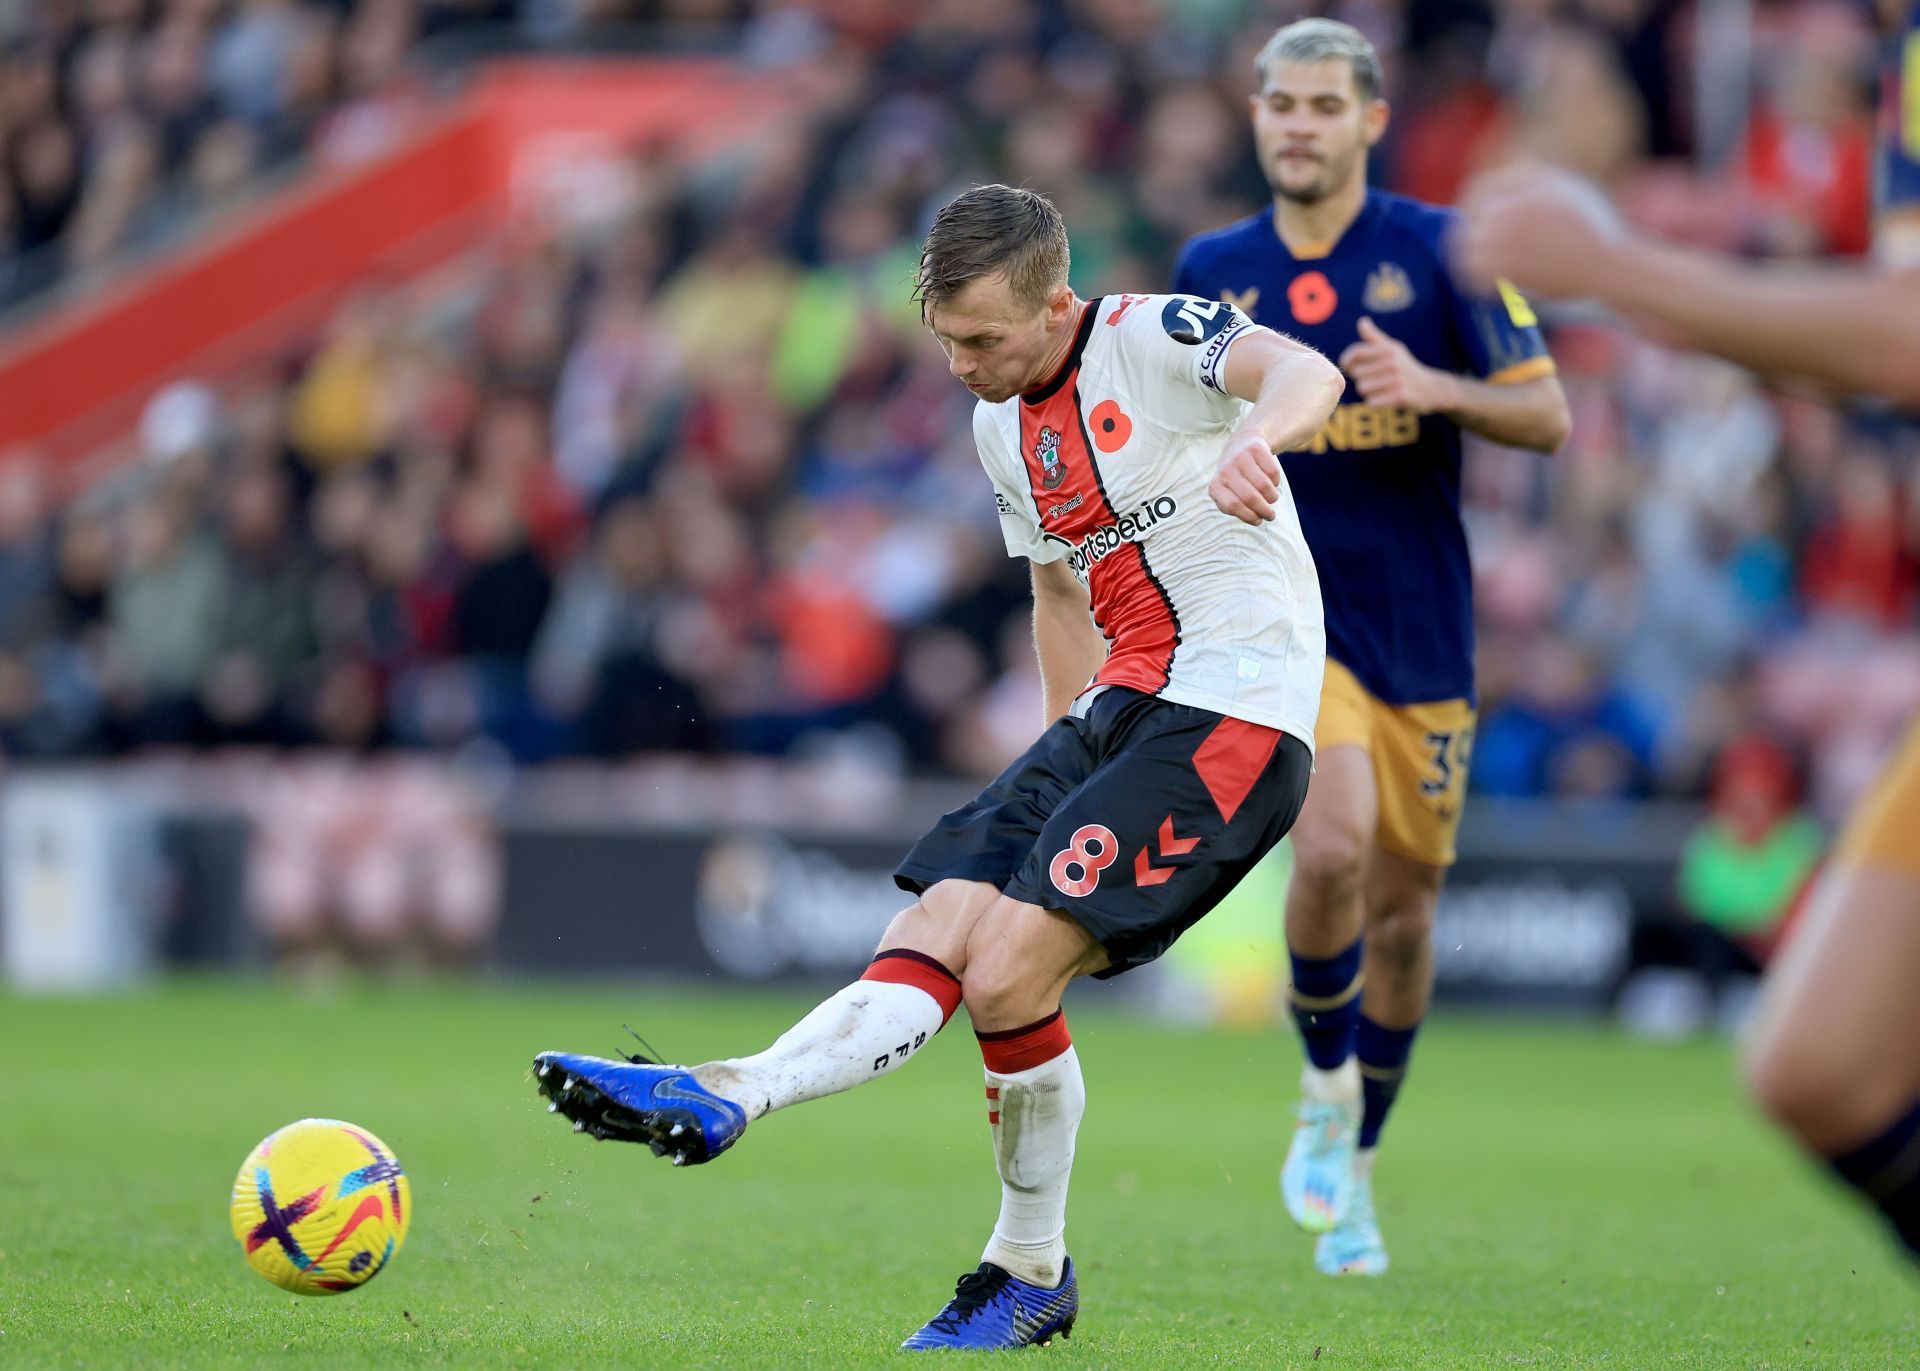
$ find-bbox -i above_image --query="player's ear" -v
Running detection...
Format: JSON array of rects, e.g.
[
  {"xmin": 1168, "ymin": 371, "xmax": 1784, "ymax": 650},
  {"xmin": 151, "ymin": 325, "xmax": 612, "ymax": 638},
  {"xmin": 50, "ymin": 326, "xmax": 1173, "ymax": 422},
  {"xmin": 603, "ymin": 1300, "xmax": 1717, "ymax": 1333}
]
[
  {"xmin": 1046, "ymin": 282, "xmax": 1075, "ymax": 325},
  {"xmin": 1364, "ymin": 97, "xmax": 1390, "ymax": 148}
]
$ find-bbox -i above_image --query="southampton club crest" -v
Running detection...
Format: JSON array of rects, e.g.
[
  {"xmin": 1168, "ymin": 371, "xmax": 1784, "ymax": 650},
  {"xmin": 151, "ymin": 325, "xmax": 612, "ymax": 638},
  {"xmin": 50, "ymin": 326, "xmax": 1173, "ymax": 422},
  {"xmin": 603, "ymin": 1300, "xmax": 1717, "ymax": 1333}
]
[{"xmin": 1035, "ymin": 425, "xmax": 1066, "ymax": 489}]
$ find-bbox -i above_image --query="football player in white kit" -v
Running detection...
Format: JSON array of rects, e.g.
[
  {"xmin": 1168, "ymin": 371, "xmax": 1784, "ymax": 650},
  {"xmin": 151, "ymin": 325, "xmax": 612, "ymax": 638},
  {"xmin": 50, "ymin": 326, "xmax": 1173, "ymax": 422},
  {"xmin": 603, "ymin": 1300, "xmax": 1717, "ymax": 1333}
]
[{"xmin": 532, "ymin": 184, "xmax": 1344, "ymax": 1350}]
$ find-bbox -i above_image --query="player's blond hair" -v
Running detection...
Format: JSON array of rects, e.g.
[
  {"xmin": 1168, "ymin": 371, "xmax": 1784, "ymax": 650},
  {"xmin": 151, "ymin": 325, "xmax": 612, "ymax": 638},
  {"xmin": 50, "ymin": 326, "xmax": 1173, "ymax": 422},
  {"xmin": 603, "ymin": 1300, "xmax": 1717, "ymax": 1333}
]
[
  {"xmin": 1255, "ymin": 18, "xmax": 1383, "ymax": 101},
  {"xmin": 915, "ymin": 184, "xmax": 1070, "ymax": 320}
]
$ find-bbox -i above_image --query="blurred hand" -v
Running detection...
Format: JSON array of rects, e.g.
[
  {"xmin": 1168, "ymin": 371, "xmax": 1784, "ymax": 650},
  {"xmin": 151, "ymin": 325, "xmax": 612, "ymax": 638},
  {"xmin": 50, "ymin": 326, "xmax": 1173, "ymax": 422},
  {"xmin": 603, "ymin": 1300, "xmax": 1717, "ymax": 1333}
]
[
  {"xmin": 1338, "ymin": 317, "xmax": 1458, "ymax": 413},
  {"xmin": 1456, "ymin": 165, "xmax": 1627, "ymax": 298},
  {"xmin": 1211, "ymin": 433, "xmax": 1282, "ymax": 524}
]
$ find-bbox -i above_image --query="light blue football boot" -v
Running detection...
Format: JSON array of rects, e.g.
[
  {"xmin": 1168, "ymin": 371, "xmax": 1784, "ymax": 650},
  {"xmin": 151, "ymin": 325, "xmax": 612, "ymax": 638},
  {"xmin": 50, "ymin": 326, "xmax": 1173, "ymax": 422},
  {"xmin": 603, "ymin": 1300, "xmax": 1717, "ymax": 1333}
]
[
  {"xmin": 900, "ymin": 1259, "xmax": 1078, "ymax": 1350},
  {"xmin": 532, "ymin": 1050, "xmax": 748, "ymax": 1166},
  {"xmin": 1314, "ymin": 1160, "xmax": 1388, "ymax": 1276},
  {"xmin": 1280, "ymin": 1061, "xmax": 1361, "ymax": 1233}
]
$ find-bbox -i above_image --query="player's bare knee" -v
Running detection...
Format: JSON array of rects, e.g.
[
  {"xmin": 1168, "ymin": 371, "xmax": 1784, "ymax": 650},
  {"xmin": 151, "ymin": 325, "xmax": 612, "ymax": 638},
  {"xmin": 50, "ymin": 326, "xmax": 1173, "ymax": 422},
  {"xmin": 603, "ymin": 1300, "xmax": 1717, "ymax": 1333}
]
[
  {"xmin": 1741, "ymin": 1024, "xmax": 1894, "ymax": 1146},
  {"xmin": 961, "ymin": 928, "xmax": 1063, "ymax": 1032},
  {"xmin": 960, "ymin": 960, "xmax": 1037, "ymax": 1033},
  {"xmin": 1289, "ymin": 826, "xmax": 1368, "ymax": 906},
  {"xmin": 878, "ymin": 883, "xmax": 984, "ymax": 973},
  {"xmin": 1367, "ymin": 900, "xmax": 1435, "ymax": 969},
  {"xmin": 1743, "ymin": 1033, "xmax": 1843, "ymax": 1140},
  {"xmin": 1747, "ymin": 1036, "xmax": 1919, "ymax": 1151}
]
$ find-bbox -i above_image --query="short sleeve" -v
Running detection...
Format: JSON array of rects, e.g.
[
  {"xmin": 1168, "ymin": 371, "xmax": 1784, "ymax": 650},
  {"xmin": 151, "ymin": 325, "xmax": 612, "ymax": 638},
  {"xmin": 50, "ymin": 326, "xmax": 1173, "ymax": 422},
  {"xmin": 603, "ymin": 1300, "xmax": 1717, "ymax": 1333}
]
[
  {"xmin": 974, "ymin": 405, "xmax": 1061, "ymax": 563},
  {"xmin": 1448, "ymin": 269, "xmax": 1556, "ymax": 385},
  {"xmin": 1876, "ymin": 16, "xmax": 1920, "ymax": 263},
  {"xmin": 1113, "ymin": 294, "xmax": 1266, "ymax": 432}
]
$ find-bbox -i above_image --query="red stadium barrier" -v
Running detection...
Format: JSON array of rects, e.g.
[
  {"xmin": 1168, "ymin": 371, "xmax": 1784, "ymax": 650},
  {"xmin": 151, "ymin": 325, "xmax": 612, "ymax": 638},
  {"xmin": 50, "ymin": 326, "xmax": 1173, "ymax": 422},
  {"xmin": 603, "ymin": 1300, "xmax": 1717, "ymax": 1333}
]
[{"xmin": 0, "ymin": 59, "xmax": 786, "ymax": 478}]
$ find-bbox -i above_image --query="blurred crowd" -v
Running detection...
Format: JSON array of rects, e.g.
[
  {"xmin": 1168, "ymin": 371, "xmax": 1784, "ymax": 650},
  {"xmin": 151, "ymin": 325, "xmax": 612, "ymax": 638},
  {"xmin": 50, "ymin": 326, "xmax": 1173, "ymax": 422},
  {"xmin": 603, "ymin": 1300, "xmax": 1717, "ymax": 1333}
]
[{"xmin": 0, "ymin": 0, "xmax": 1916, "ymax": 843}]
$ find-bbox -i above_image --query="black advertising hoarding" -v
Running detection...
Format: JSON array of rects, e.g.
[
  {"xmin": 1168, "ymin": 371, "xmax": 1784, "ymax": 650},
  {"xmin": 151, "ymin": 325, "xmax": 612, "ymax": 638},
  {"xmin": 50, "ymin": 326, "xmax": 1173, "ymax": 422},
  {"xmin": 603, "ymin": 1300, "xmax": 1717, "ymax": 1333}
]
[{"xmin": 493, "ymin": 798, "xmax": 1689, "ymax": 1010}]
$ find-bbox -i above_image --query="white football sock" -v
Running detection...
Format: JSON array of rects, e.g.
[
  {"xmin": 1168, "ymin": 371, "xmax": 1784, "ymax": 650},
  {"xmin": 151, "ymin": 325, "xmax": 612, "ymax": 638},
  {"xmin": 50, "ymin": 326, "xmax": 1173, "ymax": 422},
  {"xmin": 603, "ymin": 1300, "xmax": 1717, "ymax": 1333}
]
[
  {"xmin": 1300, "ymin": 1056, "xmax": 1361, "ymax": 1106},
  {"xmin": 979, "ymin": 1046, "xmax": 1085, "ymax": 1289},
  {"xmin": 692, "ymin": 979, "xmax": 947, "ymax": 1121}
]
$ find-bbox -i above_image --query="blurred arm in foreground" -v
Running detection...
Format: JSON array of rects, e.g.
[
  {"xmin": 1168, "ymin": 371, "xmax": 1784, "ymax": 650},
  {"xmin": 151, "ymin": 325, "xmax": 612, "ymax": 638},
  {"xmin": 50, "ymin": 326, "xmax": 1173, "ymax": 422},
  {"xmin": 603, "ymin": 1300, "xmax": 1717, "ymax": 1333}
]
[
  {"xmin": 1459, "ymin": 110, "xmax": 1920, "ymax": 1263},
  {"xmin": 1456, "ymin": 166, "xmax": 1920, "ymax": 408}
]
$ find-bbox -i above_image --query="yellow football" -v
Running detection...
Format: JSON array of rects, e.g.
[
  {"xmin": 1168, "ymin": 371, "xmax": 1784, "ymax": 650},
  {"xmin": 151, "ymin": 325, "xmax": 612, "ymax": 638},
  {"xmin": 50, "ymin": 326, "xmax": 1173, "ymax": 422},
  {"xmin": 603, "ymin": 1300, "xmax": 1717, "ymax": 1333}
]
[{"xmin": 229, "ymin": 1118, "xmax": 411, "ymax": 1295}]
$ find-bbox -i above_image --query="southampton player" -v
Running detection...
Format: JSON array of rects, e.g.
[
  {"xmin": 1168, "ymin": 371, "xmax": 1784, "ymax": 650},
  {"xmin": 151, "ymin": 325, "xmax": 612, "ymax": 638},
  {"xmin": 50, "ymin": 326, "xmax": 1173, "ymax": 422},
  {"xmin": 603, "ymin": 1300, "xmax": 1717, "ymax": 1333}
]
[
  {"xmin": 1459, "ymin": 1, "xmax": 1920, "ymax": 1263},
  {"xmin": 1173, "ymin": 19, "xmax": 1570, "ymax": 1277},
  {"xmin": 532, "ymin": 184, "xmax": 1343, "ymax": 1348}
]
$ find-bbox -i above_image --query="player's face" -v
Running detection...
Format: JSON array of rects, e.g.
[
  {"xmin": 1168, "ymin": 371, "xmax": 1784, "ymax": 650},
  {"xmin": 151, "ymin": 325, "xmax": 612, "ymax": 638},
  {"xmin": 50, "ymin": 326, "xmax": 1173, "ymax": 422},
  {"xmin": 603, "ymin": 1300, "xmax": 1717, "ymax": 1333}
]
[
  {"xmin": 1251, "ymin": 59, "xmax": 1387, "ymax": 206},
  {"xmin": 927, "ymin": 275, "xmax": 1076, "ymax": 404}
]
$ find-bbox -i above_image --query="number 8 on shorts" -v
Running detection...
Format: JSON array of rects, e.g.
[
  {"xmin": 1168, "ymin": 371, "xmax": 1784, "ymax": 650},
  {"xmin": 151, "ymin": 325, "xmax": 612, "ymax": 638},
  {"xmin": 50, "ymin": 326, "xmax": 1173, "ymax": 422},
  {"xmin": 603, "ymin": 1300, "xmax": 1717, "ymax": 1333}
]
[{"xmin": 1049, "ymin": 824, "xmax": 1119, "ymax": 897}]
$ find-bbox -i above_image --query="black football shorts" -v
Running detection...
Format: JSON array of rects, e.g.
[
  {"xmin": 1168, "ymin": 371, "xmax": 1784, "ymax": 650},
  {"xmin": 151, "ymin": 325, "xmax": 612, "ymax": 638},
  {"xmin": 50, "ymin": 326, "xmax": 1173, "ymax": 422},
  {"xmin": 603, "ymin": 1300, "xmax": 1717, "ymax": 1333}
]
[{"xmin": 895, "ymin": 686, "xmax": 1312, "ymax": 976}]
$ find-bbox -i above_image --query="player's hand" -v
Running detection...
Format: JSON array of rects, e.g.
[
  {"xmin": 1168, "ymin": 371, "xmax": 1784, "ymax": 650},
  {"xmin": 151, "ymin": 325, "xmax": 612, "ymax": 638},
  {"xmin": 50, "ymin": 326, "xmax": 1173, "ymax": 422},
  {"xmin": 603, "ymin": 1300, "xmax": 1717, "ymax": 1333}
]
[
  {"xmin": 1455, "ymin": 164, "xmax": 1629, "ymax": 298},
  {"xmin": 1337, "ymin": 317, "xmax": 1459, "ymax": 414},
  {"xmin": 1211, "ymin": 433, "xmax": 1282, "ymax": 524}
]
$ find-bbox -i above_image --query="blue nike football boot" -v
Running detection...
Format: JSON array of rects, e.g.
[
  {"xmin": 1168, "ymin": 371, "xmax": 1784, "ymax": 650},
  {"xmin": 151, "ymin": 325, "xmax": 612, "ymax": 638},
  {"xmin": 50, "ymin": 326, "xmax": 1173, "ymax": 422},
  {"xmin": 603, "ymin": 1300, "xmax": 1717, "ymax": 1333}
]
[
  {"xmin": 532, "ymin": 1051, "xmax": 748, "ymax": 1166},
  {"xmin": 900, "ymin": 1259, "xmax": 1078, "ymax": 1350}
]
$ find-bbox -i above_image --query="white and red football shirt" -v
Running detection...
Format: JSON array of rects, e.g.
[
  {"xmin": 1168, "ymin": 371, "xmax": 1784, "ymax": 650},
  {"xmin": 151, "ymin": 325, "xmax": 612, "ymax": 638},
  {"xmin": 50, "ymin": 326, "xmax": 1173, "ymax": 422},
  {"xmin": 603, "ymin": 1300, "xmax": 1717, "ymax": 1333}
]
[{"xmin": 974, "ymin": 292, "xmax": 1325, "ymax": 745}]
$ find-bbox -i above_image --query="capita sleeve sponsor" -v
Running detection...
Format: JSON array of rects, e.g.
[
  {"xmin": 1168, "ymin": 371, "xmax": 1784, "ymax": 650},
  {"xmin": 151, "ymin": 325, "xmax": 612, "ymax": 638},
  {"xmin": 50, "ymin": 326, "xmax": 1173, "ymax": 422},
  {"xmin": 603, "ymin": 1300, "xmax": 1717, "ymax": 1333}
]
[{"xmin": 1198, "ymin": 316, "xmax": 1256, "ymax": 393}]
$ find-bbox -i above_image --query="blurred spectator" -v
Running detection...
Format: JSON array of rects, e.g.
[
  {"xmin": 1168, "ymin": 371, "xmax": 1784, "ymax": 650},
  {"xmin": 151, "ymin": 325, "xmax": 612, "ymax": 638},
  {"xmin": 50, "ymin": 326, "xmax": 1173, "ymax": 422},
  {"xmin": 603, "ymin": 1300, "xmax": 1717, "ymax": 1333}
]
[
  {"xmin": 1738, "ymin": 5, "xmax": 1875, "ymax": 257},
  {"xmin": 1676, "ymin": 734, "xmax": 1824, "ymax": 963},
  {"xmin": 107, "ymin": 488, "xmax": 224, "ymax": 744},
  {"xmin": 287, "ymin": 291, "xmax": 395, "ymax": 471},
  {"xmin": 0, "ymin": 454, "xmax": 55, "ymax": 649},
  {"xmin": 205, "ymin": 462, "xmax": 315, "ymax": 741},
  {"xmin": 1617, "ymin": 734, "xmax": 1825, "ymax": 1037},
  {"xmin": 532, "ymin": 493, "xmax": 708, "ymax": 752},
  {"xmin": 1800, "ymin": 447, "xmax": 1918, "ymax": 627}
]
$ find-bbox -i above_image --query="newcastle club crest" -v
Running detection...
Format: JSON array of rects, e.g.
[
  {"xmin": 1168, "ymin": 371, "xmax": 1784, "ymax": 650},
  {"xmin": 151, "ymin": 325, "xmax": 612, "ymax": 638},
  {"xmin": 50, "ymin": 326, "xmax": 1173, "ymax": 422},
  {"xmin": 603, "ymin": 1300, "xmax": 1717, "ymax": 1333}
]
[{"xmin": 1035, "ymin": 425, "xmax": 1066, "ymax": 489}]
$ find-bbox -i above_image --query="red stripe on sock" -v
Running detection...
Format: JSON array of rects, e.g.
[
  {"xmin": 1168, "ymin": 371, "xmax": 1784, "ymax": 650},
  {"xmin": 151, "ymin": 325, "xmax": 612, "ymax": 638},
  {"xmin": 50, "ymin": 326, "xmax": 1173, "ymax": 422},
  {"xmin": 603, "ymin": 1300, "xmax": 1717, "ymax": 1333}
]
[
  {"xmin": 862, "ymin": 949, "xmax": 962, "ymax": 1026},
  {"xmin": 976, "ymin": 1010, "xmax": 1072, "ymax": 1074}
]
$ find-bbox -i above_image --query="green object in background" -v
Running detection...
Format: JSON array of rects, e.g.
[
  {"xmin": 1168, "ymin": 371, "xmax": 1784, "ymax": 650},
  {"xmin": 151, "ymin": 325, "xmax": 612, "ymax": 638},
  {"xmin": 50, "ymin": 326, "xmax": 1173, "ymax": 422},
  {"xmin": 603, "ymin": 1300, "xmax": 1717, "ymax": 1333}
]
[
  {"xmin": 771, "ymin": 245, "xmax": 922, "ymax": 413},
  {"xmin": 3, "ymin": 978, "xmax": 1911, "ymax": 1368},
  {"xmin": 1160, "ymin": 839, "xmax": 1292, "ymax": 1025},
  {"xmin": 1678, "ymin": 816, "xmax": 1824, "ymax": 936}
]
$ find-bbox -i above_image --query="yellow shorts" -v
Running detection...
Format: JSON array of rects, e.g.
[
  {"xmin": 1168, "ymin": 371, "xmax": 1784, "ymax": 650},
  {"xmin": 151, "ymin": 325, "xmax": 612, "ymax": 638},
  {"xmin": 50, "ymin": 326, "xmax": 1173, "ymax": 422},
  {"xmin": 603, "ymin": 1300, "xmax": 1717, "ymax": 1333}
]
[
  {"xmin": 1316, "ymin": 658, "xmax": 1475, "ymax": 868},
  {"xmin": 1834, "ymin": 718, "xmax": 1920, "ymax": 881}
]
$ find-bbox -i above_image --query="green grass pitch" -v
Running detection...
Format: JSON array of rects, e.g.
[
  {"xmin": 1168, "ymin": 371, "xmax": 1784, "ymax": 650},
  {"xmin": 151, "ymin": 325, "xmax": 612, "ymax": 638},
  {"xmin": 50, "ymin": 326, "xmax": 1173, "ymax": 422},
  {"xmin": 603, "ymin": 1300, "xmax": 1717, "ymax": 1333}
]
[{"xmin": 1, "ymin": 979, "xmax": 1912, "ymax": 1368}]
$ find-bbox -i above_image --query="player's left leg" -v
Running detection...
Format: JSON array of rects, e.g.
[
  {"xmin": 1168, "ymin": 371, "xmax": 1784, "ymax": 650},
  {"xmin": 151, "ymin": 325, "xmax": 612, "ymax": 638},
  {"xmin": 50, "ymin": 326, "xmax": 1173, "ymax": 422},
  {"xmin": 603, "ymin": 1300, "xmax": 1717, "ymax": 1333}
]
[
  {"xmin": 1313, "ymin": 695, "xmax": 1468, "ymax": 1277},
  {"xmin": 902, "ymin": 894, "xmax": 1103, "ymax": 1351},
  {"xmin": 1316, "ymin": 848, "xmax": 1444, "ymax": 1277}
]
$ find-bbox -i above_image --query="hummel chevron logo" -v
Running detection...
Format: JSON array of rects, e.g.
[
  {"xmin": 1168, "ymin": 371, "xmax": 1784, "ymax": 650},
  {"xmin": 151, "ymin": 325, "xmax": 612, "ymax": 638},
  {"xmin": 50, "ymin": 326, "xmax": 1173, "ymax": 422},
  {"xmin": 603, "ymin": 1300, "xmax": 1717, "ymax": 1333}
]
[{"xmin": 1134, "ymin": 814, "xmax": 1200, "ymax": 887}]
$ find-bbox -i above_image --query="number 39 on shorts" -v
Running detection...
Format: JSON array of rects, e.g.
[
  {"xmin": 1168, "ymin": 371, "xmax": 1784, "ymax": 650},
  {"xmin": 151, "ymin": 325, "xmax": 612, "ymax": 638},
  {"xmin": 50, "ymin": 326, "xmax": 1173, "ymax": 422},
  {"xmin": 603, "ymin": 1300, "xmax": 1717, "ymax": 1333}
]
[{"xmin": 1049, "ymin": 824, "xmax": 1119, "ymax": 897}]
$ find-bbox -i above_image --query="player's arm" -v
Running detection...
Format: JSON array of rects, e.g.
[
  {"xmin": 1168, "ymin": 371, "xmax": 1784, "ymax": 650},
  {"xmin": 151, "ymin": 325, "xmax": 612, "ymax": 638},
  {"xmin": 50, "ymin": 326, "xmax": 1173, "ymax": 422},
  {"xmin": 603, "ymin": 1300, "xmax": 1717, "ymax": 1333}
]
[
  {"xmin": 1561, "ymin": 249, "xmax": 1920, "ymax": 406},
  {"xmin": 1445, "ymin": 374, "xmax": 1569, "ymax": 452},
  {"xmin": 1030, "ymin": 557, "xmax": 1107, "ymax": 726},
  {"xmin": 1458, "ymin": 170, "xmax": 1920, "ymax": 407},
  {"xmin": 1212, "ymin": 329, "xmax": 1345, "ymax": 524},
  {"xmin": 1338, "ymin": 316, "xmax": 1569, "ymax": 452}
]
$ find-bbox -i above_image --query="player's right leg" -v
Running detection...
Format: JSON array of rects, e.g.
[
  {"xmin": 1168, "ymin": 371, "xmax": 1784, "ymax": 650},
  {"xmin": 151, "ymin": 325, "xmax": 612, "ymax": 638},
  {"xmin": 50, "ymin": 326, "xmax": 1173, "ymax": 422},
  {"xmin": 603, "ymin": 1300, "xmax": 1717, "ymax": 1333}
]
[
  {"xmin": 1280, "ymin": 741, "xmax": 1377, "ymax": 1232},
  {"xmin": 1743, "ymin": 724, "xmax": 1920, "ymax": 1259},
  {"xmin": 533, "ymin": 879, "xmax": 991, "ymax": 1165},
  {"xmin": 535, "ymin": 710, "xmax": 1098, "ymax": 1165}
]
